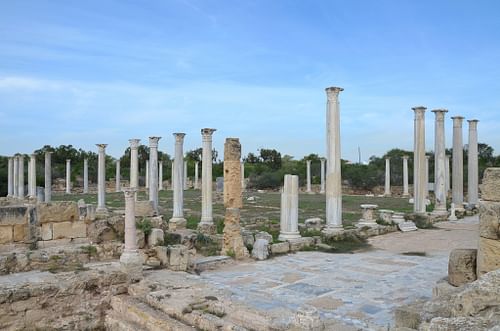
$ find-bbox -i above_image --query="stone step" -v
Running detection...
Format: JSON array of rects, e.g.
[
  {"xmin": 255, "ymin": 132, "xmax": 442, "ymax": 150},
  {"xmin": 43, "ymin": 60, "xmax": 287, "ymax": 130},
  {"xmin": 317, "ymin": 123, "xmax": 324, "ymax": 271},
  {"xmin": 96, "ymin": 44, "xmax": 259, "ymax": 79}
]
[{"xmin": 109, "ymin": 295, "xmax": 194, "ymax": 331}]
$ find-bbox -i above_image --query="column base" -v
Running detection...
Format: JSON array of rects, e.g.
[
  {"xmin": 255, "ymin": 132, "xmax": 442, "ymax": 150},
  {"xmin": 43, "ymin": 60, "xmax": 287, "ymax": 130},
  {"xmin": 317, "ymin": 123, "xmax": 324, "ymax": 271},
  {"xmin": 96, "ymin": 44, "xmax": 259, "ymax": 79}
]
[
  {"xmin": 120, "ymin": 250, "xmax": 143, "ymax": 281},
  {"xmin": 96, "ymin": 207, "xmax": 108, "ymax": 219},
  {"xmin": 169, "ymin": 217, "xmax": 187, "ymax": 231},
  {"xmin": 322, "ymin": 225, "xmax": 344, "ymax": 235},
  {"xmin": 197, "ymin": 222, "xmax": 216, "ymax": 235},
  {"xmin": 319, "ymin": 190, "xmax": 325, "ymax": 194},
  {"xmin": 384, "ymin": 193, "xmax": 392, "ymax": 197},
  {"xmin": 278, "ymin": 232, "xmax": 301, "ymax": 241}
]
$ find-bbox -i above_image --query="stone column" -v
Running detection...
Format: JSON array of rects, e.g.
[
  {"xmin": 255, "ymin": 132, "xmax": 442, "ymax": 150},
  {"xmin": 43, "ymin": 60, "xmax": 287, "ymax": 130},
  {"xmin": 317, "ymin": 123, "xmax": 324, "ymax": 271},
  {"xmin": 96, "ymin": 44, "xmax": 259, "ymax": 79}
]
[
  {"xmin": 44, "ymin": 152, "xmax": 52, "ymax": 202},
  {"xmin": 170, "ymin": 160, "xmax": 174, "ymax": 191},
  {"xmin": 120, "ymin": 187, "xmax": 142, "ymax": 281},
  {"xmin": 27, "ymin": 158, "xmax": 32, "ymax": 197},
  {"xmin": 199, "ymin": 128, "xmax": 216, "ymax": 232},
  {"xmin": 169, "ymin": 133, "xmax": 186, "ymax": 229},
  {"xmin": 306, "ymin": 160, "xmax": 312, "ymax": 193},
  {"xmin": 83, "ymin": 158, "xmax": 89, "ymax": 194},
  {"xmin": 29, "ymin": 154, "xmax": 36, "ymax": 199},
  {"xmin": 467, "ymin": 119, "xmax": 479, "ymax": 207},
  {"xmin": 325, "ymin": 87, "xmax": 344, "ymax": 229},
  {"xmin": 413, "ymin": 106, "xmax": 426, "ymax": 214},
  {"xmin": 66, "ymin": 159, "xmax": 71, "ymax": 194},
  {"xmin": 194, "ymin": 161, "xmax": 199, "ymax": 189},
  {"xmin": 158, "ymin": 161, "xmax": 164, "ymax": 191},
  {"xmin": 18, "ymin": 155, "xmax": 24, "ymax": 198},
  {"xmin": 384, "ymin": 157, "xmax": 391, "ymax": 196},
  {"xmin": 445, "ymin": 155, "xmax": 451, "ymax": 194},
  {"xmin": 13, "ymin": 156, "xmax": 19, "ymax": 198},
  {"xmin": 7, "ymin": 157, "xmax": 13, "ymax": 197},
  {"xmin": 129, "ymin": 139, "xmax": 140, "ymax": 191},
  {"xmin": 452, "ymin": 116, "xmax": 465, "ymax": 209},
  {"xmin": 148, "ymin": 137, "xmax": 161, "ymax": 214},
  {"xmin": 241, "ymin": 162, "xmax": 246, "ymax": 191},
  {"xmin": 279, "ymin": 174, "xmax": 301, "ymax": 240},
  {"xmin": 425, "ymin": 155, "xmax": 430, "ymax": 199},
  {"xmin": 96, "ymin": 144, "xmax": 107, "ymax": 213},
  {"xmin": 402, "ymin": 156, "xmax": 409, "ymax": 197},
  {"xmin": 184, "ymin": 160, "xmax": 188, "ymax": 190},
  {"xmin": 115, "ymin": 160, "xmax": 121, "ymax": 192},
  {"xmin": 320, "ymin": 158, "xmax": 325, "ymax": 194},
  {"xmin": 432, "ymin": 109, "xmax": 448, "ymax": 215},
  {"xmin": 145, "ymin": 160, "xmax": 149, "ymax": 189}
]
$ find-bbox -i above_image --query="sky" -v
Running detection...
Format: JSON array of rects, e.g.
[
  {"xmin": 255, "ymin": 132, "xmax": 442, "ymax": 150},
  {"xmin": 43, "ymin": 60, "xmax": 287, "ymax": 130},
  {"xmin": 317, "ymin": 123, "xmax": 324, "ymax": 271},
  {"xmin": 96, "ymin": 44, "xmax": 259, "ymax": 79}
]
[{"xmin": 0, "ymin": 0, "xmax": 499, "ymax": 162}]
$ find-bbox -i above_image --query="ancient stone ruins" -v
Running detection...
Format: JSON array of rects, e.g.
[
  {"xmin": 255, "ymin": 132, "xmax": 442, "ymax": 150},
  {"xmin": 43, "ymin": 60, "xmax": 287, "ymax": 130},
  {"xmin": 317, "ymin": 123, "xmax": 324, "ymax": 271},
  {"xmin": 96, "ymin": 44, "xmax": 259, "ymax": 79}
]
[{"xmin": 0, "ymin": 87, "xmax": 498, "ymax": 330}]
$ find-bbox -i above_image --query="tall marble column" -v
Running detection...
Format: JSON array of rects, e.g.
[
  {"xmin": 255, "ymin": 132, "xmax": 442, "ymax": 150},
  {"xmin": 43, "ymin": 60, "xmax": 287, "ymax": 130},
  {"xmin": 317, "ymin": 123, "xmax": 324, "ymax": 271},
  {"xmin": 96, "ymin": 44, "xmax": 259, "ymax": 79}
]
[
  {"xmin": 158, "ymin": 161, "xmax": 164, "ymax": 191},
  {"xmin": 451, "ymin": 116, "xmax": 465, "ymax": 209},
  {"xmin": 148, "ymin": 137, "xmax": 161, "ymax": 214},
  {"xmin": 467, "ymin": 119, "xmax": 479, "ymax": 207},
  {"xmin": 425, "ymin": 155, "xmax": 430, "ymax": 198},
  {"xmin": 432, "ymin": 109, "xmax": 448, "ymax": 214},
  {"xmin": 184, "ymin": 161, "xmax": 188, "ymax": 190},
  {"xmin": 170, "ymin": 133, "xmax": 186, "ymax": 228},
  {"xmin": 7, "ymin": 157, "xmax": 14, "ymax": 197},
  {"xmin": 241, "ymin": 162, "xmax": 246, "ymax": 191},
  {"xmin": 96, "ymin": 144, "xmax": 108, "ymax": 213},
  {"xmin": 28, "ymin": 154, "xmax": 36, "ymax": 198},
  {"xmin": 120, "ymin": 187, "xmax": 142, "ymax": 280},
  {"xmin": 18, "ymin": 155, "xmax": 24, "ymax": 198},
  {"xmin": 278, "ymin": 174, "xmax": 301, "ymax": 241},
  {"xmin": 44, "ymin": 152, "xmax": 52, "ymax": 202},
  {"xmin": 66, "ymin": 159, "xmax": 71, "ymax": 194},
  {"xmin": 199, "ymin": 128, "xmax": 216, "ymax": 229},
  {"xmin": 13, "ymin": 156, "xmax": 19, "ymax": 198},
  {"xmin": 170, "ymin": 160, "xmax": 174, "ymax": 191},
  {"xmin": 115, "ymin": 160, "xmax": 121, "ymax": 192},
  {"xmin": 145, "ymin": 160, "xmax": 149, "ymax": 189},
  {"xmin": 27, "ymin": 158, "xmax": 32, "ymax": 197},
  {"xmin": 402, "ymin": 156, "xmax": 409, "ymax": 197},
  {"xmin": 194, "ymin": 161, "xmax": 199, "ymax": 189},
  {"xmin": 129, "ymin": 139, "xmax": 140, "ymax": 191},
  {"xmin": 325, "ymin": 87, "xmax": 344, "ymax": 229},
  {"xmin": 306, "ymin": 160, "xmax": 312, "ymax": 193},
  {"xmin": 413, "ymin": 106, "xmax": 426, "ymax": 214},
  {"xmin": 445, "ymin": 155, "xmax": 451, "ymax": 194},
  {"xmin": 384, "ymin": 157, "xmax": 391, "ymax": 196},
  {"xmin": 320, "ymin": 158, "xmax": 325, "ymax": 194}
]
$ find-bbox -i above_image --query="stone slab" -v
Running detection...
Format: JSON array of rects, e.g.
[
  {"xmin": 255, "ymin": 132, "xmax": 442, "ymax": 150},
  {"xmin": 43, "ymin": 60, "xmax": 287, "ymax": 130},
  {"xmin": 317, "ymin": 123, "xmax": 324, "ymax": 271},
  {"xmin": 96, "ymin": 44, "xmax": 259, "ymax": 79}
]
[
  {"xmin": 479, "ymin": 168, "xmax": 500, "ymax": 202},
  {"xmin": 448, "ymin": 249, "xmax": 477, "ymax": 287},
  {"xmin": 12, "ymin": 224, "xmax": 27, "ymax": 242},
  {"xmin": 0, "ymin": 206, "xmax": 28, "ymax": 225},
  {"xmin": 0, "ymin": 226, "xmax": 13, "ymax": 244},
  {"xmin": 270, "ymin": 242, "xmax": 290, "ymax": 255},
  {"xmin": 37, "ymin": 202, "xmax": 79, "ymax": 224},
  {"xmin": 398, "ymin": 221, "xmax": 418, "ymax": 232},
  {"xmin": 477, "ymin": 237, "xmax": 500, "ymax": 277},
  {"xmin": 478, "ymin": 201, "xmax": 500, "ymax": 240}
]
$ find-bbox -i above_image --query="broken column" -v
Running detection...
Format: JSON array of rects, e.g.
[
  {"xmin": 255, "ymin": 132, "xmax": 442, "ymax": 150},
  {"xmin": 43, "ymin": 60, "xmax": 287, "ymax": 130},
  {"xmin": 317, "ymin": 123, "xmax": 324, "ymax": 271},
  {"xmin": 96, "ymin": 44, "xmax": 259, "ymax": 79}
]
[
  {"xmin": 13, "ymin": 155, "xmax": 19, "ymax": 198},
  {"xmin": 306, "ymin": 160, "xmax": 312, "ymax": 193},
  {"xmin": 83, "ymin": 158, "xmax": 89, "ymax": 194},
  {"xmin": 325, "ymin": 87, "xmax": 344, "ymax": 230},
  {"xmin": 241, "ymin": 162, "xmax": 245, "ymax": 191},
  {"xmin": 278, "ymin": 174, "xmax": 301, "ymax": 240},
  {"xmin": 402, "ymin": 156, "xmax": 409, "ymax": 197},
  {"xmin": 358, "ymin": 204, "xmax": 379, "ymax": 227},
  {"xmin": 18, "ymin": 155, "xmax": 24, "ymax": 198},
  {"xmin": 44, "ymin": 152, "xmax": 52, "ymax": 202},
  {"xmin": 413, "ymin": 106, "xmax": 426, "ymax": 214},
  {"xmin": 120, "ymin": 187, "xmax": 143, "ymax": 281},
  {"xmin": 199, "ymin": 128, "xmax": 216, "ymax": 233},
  {"xmin": 222, "ymin": 138, "xmax": 249, "ymax": 259},
  {"xmin": 432, "ymin": 109, "xmax": 448, "ymax": 215},
  {"xmin": 96, "ymin": 144, "xmax": 107, "ymax": 214},
  {"xmin": 7, "ymin": 157, "xmax": 13, "ymax": 197},
  {"xmin": 115, "ymin": 160, "xmax": 121, "ymax": 192},
  {"xmin": 29, "ymin": 154, "xmax": 36, "ymax": 198},
  {"xmin": 169, "ymin": 133, "xmax": 186, "ymax": 229},
  {"xmin": 148, "ymin": 137, "xmax": 161, "ymax": 214},
  {"xmin": 384, "ymin": 157, "xmax": 391, "ymax": 196},
  {"xmin": 452, "ymin": 116, "xmax": 465, "ymax": 210},
  {"xmin": 158, "ymin": 161, "xmax": 163, "ymax": 191},
  {"xmin": 66, "ymin": 159, "xmax": 71, "ymax": 194},
  {"xmin": 467, "ymin": 119, "xmax": 479, "ymax": 208},
  {"xmin": 320, "ymin": 158, "xmax": 325, "ymax": 194}
]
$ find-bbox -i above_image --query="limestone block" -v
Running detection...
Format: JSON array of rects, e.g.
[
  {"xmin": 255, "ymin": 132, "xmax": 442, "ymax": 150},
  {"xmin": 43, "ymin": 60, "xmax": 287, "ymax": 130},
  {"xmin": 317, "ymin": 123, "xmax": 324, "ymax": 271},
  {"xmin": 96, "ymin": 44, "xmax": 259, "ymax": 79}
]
[
  {"xmin": 448, "ymin": 249, "xmax": 477, "ymax": 287},
  {"xmin": 223, "ymin": 138, "xmax": 242, "ymax": 208},
  {"xmin": 478, "ymin": 201, "xmax": 500, "ymax": 240},
  {"xmin": 154, "ymin": 246, "xmax": 168, "ymax": 265},
  {"xmin": 270, "ymin": 242, "xmax": 290, "ymax": 255},
  {"xmin": 480, "ymin": 168, "xmax": 500, "ymax": 202},
  {"xmin": 251, "ymin": 238, "xmax": 269, "ymax": 260},
  {"xmin": 304, "ymin": 218, "xmax": 324, "ymax": 230},
  {"xmin": 426, "ymin": 317, "xmax": 493, "ymax": 331},
  {"xmin": 477, "ymin": 237, "xmax": 500, "ymax": 277},
  {"xmin": 288, "ymin": 237, "xmax": 315, "ymax": 251},
  {"xmin": 41, "ymin": 223, "xmax": 53, "ymax": 241},
  {"xmin": 37, "ymin": 202, "xmax": 78, "ymax": 223},
  {"xmin": 241, "ymin": 230, "xmax": 255, "ymax": 247},
  {"xmin": 0, "ymin": 226, "xmax": 13, "ymax": 244},
  {"xmin": 255, "ymin": 231, "xmax": 273, "ymax": 243},
  {"xmin": 148, "ymin": 228, "xmax": 164, "ymax": 247},
  {"xmin": 0, "ymin": 206, "xmax": 28, "ymax": 225},
  {"xmin": 72, "ymin": 221, "xmax": 87, "ymax": 238},
  {"xmin": 136, "ymin": 229, "xmax": 145, "ymax": 249},
  {"xmin": 293, "ymin": 305, "xmax": 324, "ymax": 331},
  {"xmin": 146, "ymin": 257, "xmax": 161, "ymax": 267},
  {"xmin": 135, "ymin": 201, "xmax": 155, "ymax": 217},
  {"xmin": 394, "ymin": 305, "xmax": 422, "ymax": 329},
  {"xmin": 52, "ymin": 221, "xmax": 73, "ymax": 239},
  {"xmin": 12, "ymin": 224, "xmax": 27, "ymax": 242},
  {"xmin": 150, "ymin": 216, "xmax": 165, "ymax": 229},
  {"xmin": 167, "ymin": 244, "xmax": 189, "ymax": 271}
]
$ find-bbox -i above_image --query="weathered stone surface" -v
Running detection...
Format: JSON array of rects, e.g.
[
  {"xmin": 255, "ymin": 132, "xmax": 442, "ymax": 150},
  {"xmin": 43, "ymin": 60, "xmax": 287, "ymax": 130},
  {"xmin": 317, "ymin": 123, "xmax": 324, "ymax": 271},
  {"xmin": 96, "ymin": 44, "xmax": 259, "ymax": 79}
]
[
  {"xmin": 154, "ymin": 246, "xmax": 168, "ymax": 265},
  {"xmin": 12, "ymin": 224, "xmax": 27, "ymax": 242},
  {"xmin": 288, "ymin": 237, "xmax": 315, "ymax": 251},
  {"xmin": 148, "ymin": 228, "xmax": 164, "ymax": 247},
  {"xmin": 168, "ymin": 244, "xmax": 189, "ymax": 271},
  {"xmin": 478, "ymin": 201, "xmax": 500, "ymax": 240},
  {"xmin": 448, "ymin": 249, "xmax": 477, "ymax": 287},
  {"xmin": 136, "ymin": 229, "xmax": 145, "ymax": 249},
  {"xmin": 0, "ymin": 226, "xmax": 13, "ymax": 244},
  {"xmin": 425, "ymin": 317, "xmax": 493, "ymax": 331},
  {"xmin": 52, "ymin": 221, "xmax": 87, "ymax": 239},
  {"xmin": 223, "ymin": 138, "xmax": 242, "ymax": 209},
  {"xmin": 222, "ymin": 208, "xmax": 249, "ymax": 259},
  {"xmin": 251, "ymin": 238, "xmax": 269, "ymax": 260},
  {"xmin": 305, "ymin": 218, "xmax": 323, "ymax": 230},
  {"xmin": 479, "ymin": 168, "xmax": 500, "ymax": 202},
  {"xmin": 477, "ymin": 237, "xmax": 500, "ymax": 277},
  {"xmin": 41, "ymin": 223, "xmax": 53, "ymax": 241},
  {"xmin": 240, "ymin": 229, "xmax": 254, "ymax": 247},
  {"xmin": 37, "ymin": 202, "xmax": 78, "ymax": 223},
  {"xmin": 394, "ymin": 304, "xmax": 422, "ymax": 329},
  {"xmin": 255, "ymin": 231, "xmax": 273, "ymax": 243},
  {"xmin": 270, "ymin": 241, "xmax": 290, "ymax": 255},
  {"xmin": 292, "ymin": 305, "xmax": 324, "ymax": 331},
  {"xmin": 0, "ymin": 206, "xmax": 28, "ymax": 225}
]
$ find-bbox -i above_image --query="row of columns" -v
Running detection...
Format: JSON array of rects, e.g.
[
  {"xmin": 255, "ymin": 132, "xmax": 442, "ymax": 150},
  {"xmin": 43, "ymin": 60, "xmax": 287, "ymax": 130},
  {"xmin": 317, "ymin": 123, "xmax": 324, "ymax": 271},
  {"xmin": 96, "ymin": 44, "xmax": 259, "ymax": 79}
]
[{"xmin": 304, "ymin": 158, "xmax": 326, "ymax": 194}]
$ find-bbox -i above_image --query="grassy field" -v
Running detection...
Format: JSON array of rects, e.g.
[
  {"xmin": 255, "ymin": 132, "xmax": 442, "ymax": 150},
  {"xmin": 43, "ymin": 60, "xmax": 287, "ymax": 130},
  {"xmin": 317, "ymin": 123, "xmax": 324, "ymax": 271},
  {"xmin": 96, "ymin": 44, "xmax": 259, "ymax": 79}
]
[{"xmin": 53, "ymin": 189, "xmax": 413, "ymax": 228}]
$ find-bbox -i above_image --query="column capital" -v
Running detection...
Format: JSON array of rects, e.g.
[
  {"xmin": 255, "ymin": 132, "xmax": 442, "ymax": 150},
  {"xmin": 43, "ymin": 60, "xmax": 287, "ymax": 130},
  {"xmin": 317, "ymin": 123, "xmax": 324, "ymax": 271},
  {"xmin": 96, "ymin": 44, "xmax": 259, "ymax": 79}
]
[
  {"xmin": 425, "ymin": 155, "xmax": 430, "ymax": 159},
  {"xmin": 123, "ymin": 187, "xmax": 137, "ymax": 198},
  {"xmin": 432, "ymin": 109, "xmax": 448, "ymax": 120},
  {"xmin": 467, "ymin": 119, "xmax": 479, "ymax": 123},
  {"xmin": 66, "ymin": 159, "xmax": 71, "ymax": 163},
  {"xmin": 30, "ymin": 153, "xmax": 36, "ymax": 158},
  {"xmin": 173, "ymin": 133, "xmax": 186, "ymax": 143},
  {"xmin": 149, "ymin": 136, "xmax": 161, "ymax": 148},
  {"xmin": 402, "ymin": 155, "xmax": 409, "ymax": 160},
  {"xmin": 129, "ymin": 139, "xmax": 141, "ymax": 149},
  {"xmin": 201, "ymin": 128, "xmax": 217, "ymax": 137},
  {"xmin": 325, "ymin": 86, "xmax": 344, "ymax": 100},
  {"xmin": 412, "ymin": 106, "xmax": 426, "ymax": 112},
  {"xmin": 451, "ymin": 116, "xmax": 464, "ymax": 126},
  {"xmin": 431, "ymin": 109, "xmax": 448, "ymax": 114},
  {"xmin": 385, "ymin": 157, "xmax": 391, "ymax": 161},
  {"xmin": 96, "ymin": 144, "xmax": 108, "ymax": 152},
  {"xmin": 45, "ymin": 151, "xmax": 53, "ymax": 155}
]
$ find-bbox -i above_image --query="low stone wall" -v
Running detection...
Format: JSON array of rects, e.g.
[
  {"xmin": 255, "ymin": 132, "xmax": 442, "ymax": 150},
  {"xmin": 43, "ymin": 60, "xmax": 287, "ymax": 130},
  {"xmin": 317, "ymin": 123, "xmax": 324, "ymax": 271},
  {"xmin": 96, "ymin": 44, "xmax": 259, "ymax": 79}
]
[{"xmin": 0, "ymin": 205, "xmax": 32, "ymax": 244}]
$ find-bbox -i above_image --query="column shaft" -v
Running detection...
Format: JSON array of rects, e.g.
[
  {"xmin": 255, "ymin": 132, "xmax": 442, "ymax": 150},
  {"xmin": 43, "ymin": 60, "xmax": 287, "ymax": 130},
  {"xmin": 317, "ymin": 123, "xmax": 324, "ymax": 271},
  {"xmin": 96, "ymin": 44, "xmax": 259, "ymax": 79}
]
[
  {"xmin": 170, "ymin": 134, "xmax": 186, "ymax": 226},
  {"xmin": 278, "ymin": 174, "xmax": 301, "ymax": 240},
  {"xmin": 200, "ymin": 129, "xmax": 216, "ymax": 224},
  {"xmin": 384, "ymin": 158, "xmax": 391, "ymax": 196},
  {"xmin": 18, "ymin": 155, "xmax": 24, "ymax": 198},
  {"xmin": 413, "ymin": 107, "xmax": 426, "ymax": 214},
  {"xmin": 467, "ymin": 120, "xmax": 479, "ymax": 207},
  {"xmin": 320, "ymin": 159, "xmax": 325, "ymax": 194},
  {"xmin": 306, "ymin": 160, "xmax": 312, "ymax": 193},
  {"xmin": 7, "ymin": 157, "xmax": 13, "ymax": 197},
  {"xmin": 184, "ymin": 161, "xmax": 188, "ymax": 190},
  {"xmin": 452, "ymin": 116, "xmax": 464, "ymax": 208},
  {"xmin": 148, "ymin": 137, "xmax": 160, "ymax": 214},
  {"xmin": 13, "ymin": 156, "xmax": 19, "ymax": 198},
  {"xmin": 194, "ymin": 161, "xmax": 199, "ymax": 189},
  {"xmin": 29, "ymin": 154, "xmax": 36, "ymax": 198},
  {"xmin": 159, "ymin": 161, "xmax": 163, "ymax": 190},
  {"xmin": 66, "ymin": 159, "xmax": 71, "ymax": 194},
  {"xmin": 145, "ymin": 160, "xmax": 149, "ymax": 188},
  {"xmin": 403, "ymin": 156, "xmax": 409, "ymax": 197},
  {"xmin": 96, "ymin": 144, "xmax": 107, "ymax": 212},
  {"xmin": 129, "ymin": 139, "xmax": 140, "ymax": 190},
  {"xmin": 83, "ymin": 159, "xmax": 89, "ymax": 194},
  {"xmin": 44, "ymin": 152, "xmax": 52, "ymax": 202},
  {"xmin": 432, "ymin": 110, "xmax": 448, "ymax": 213}
]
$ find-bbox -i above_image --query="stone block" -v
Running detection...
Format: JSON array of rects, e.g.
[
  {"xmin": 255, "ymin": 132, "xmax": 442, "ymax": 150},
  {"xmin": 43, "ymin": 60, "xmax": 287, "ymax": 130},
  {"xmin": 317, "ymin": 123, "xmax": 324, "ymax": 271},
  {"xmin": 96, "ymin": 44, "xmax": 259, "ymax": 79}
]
[
  {"xmin": 480, "ymin": 168, "xmax": 500, "ymax": 202},
  {"xmin": 41, "ymin": 223, "xmax": 53, "ymax": 241},
  {"xmin": 241, "ymin": 229, "xmax": 255, "ymax": 247},
  {"xmin": 398, "ymin": 221, "xmax": 418, "ymax": 232},
  {"xmin": 0, "ymin": 226, "xmax": 13, "ymax": 244},
  {"xmin": 52, "ymin": 221, "xmax": 73, "ymax": 239},
  {"xmin": 251, "ymin": 238, "xmax": 269, "ymax": 260},
  {"xmin": 270, "ymin": 242, "xmax": 290, "ymax": 255},
  {"xmin": 167, "ymin": 244, "xmax": 189, "ymax": 271},
  {"xmin": 136, "ymin": 229, "xmax": 145, "ymax": 249},
  {"xmin": 477, "ymin": 237, "xmax": 500, "ymax": 277},
  {"xmin": 148, "ymin": 228, "xmax": 164, "ymax": 247},
  {"xmin": 448, "ymin": 249, "xmax": 477, "ymax": 287},
  {"xmin": 394, "ymin": 306, "xmax": 422, "ymax": 329},
  {"xmin": 12, "ymin": 224, "xmax": 27, "ymax": 242},
  {"xmin": 154, "ymin": 246, "xmax": 168, "ymax": 265},
  {"xmin": 0, "ymin": 206, "xmax": 28, "ymax": 225},
  {"xmin": 255, "ymin": 231, "xmax": 273, "ymax": 243},
  {"xmin": 478, "ymin": 201, "xmax": 500, "ymax": 240},
  {"xmin": 288, "ymin": 237, "xmax": 315, "ymax": 251},
  {"xmin": 304, "ymin": 218, "xmax": 324, "ymax": 230},
  {"xmin": 135, "ymin": 201, "xmax": 155, "ymax": 217},
  {"xmin": 72, "ymin": 221, "xmax": 87, "ymax": 238},
  {"xmin": 37, "ymin": 202, "xmax": 78, "ymax": 223}
]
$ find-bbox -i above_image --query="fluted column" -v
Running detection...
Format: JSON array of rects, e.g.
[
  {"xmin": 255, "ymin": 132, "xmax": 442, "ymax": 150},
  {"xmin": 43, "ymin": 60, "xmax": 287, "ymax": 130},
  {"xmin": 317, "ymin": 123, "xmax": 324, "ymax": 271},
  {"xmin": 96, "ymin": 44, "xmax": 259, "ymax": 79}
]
[
  {"xmin": 18, "ymin": 155, "xmax": 24, "ymax": 198},
  {"xmin": 384, "ymin": 157, "xmax": 391, "ymax": 196},
  {"xmin": 194, "ymin": 161, "xmax": 199, "ymax": 189},
  {"xmin": 279, "ymin": 174, "xmax": 301, "ymax": 240},
  {"xmin": 66, "ymin": 159, "xmax": 71, "ymax": 194},
  {"xmin": 7, "ymin": 157, "xmax": 13, "ymax": 197},
  {"xmin": 320, "ymin": 158, "xmax": 325, "ymax": 194},
  {"xmin": 445, "ymin": 155, "xmax": 450, "ymax": 194},
  {"xmin": 451, "ymin": 116, "xmax": 464, "ymax": 209},
  {"xmin": 325, "ymin": 87, "xmax": 344, "ymax": 229},
  {"xmin": 432, "ymin": 109, "xmax": 448, "ymax": 214},
  {"xmin": 148, "ymin": 137, "xmax": 161, "ymax": 214},
  {"xmin": 83, "ymin": 158, "xmax": 89, "ymax": 194},
  {"xmin": 96, "ymin": 144, "xmax": 107, "ymax": 213},
  {"xmin": 306, "ymin": 160, "xmax": 312, "ymax": 193},
  {"xmin": 467, "ymin": 119, "xmax": 479, "ymax": 207},
  {"xmin": 200, "ymin": 128, "xmax": 216, "ymax": 227},
  {"xmin": 170, "ymin": 133, "xmax": 186, "ymax": 228},
  {"xmin": 402, "ymin": 156, "xmax": 409, "ymax": 197},
  {"xmin": 413, "ymin": 106, "xmax": 426, "ymax": 214},
  {"xmin": 44, "ymin": 152, "xmax": 52, "ymax": 202},
  {"xmin": 129, "ymin": 139, "xmax": 140, "ymax": 191},
  {"xmin": 145, "ymin": 160, "xmax": 149, "ymax": 189},
  {"xmin": 115, "ymin": 160, "xmax": 121, "ymax": 192},
  {"xmin": 184, "ymin": 161, "xmax": 188, "ymax": 190},
  {"xmin": 120, "ymin": 187, "xmax": 142, "ymax": 280},
  {"xmin": 159, "ymin": 161, "xmax": 164, "ymax": 191},
  {"xmin": 13, "ymin": 156, "xmax": 19, "ymax": 198}
]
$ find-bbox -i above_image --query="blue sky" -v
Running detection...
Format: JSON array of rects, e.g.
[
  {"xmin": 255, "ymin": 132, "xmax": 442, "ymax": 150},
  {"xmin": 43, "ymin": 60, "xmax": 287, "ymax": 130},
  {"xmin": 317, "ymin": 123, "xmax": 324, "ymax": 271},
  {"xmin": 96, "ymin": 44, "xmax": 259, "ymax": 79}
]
[{"xmin": 1, "ymin": 0, "xmax": 499, "ymax": 161}]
